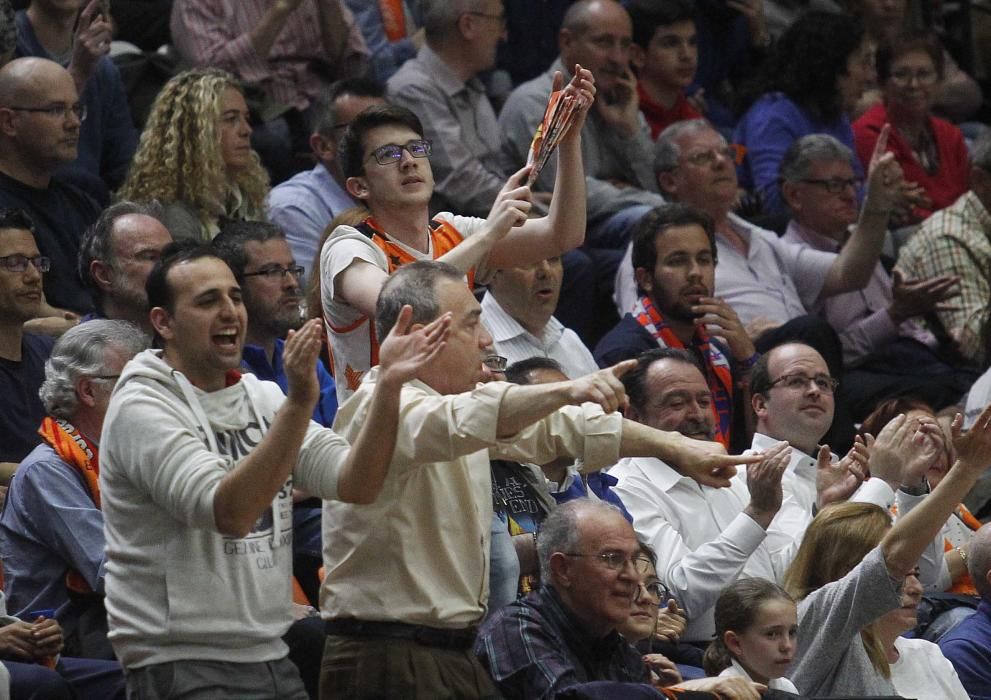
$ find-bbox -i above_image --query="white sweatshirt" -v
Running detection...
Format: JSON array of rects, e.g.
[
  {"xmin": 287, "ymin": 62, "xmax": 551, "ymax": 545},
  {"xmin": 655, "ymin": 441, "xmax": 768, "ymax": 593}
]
[{"xmin": 100, "ymin": 349, "xmax": 349, "ymax": 669}]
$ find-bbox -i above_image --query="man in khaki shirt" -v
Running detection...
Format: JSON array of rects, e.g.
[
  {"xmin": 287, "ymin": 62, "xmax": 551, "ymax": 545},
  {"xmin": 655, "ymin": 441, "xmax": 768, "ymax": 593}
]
[{"xmin": 321, "ymin": 259, "xmax": 757, "ymax": 699}]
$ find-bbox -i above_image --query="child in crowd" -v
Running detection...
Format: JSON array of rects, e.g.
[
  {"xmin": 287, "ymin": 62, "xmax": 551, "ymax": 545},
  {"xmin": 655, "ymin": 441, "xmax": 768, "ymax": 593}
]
[{"xmin": 702, "ymin": 578, "xmax": 800, "ymax": 693}]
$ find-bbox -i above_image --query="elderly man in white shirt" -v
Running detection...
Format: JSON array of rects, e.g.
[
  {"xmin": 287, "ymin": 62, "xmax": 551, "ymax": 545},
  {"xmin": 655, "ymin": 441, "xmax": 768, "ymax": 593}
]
[{"xmin": 481, "ymin": 254, "xmax": 597, "ymax": 379}]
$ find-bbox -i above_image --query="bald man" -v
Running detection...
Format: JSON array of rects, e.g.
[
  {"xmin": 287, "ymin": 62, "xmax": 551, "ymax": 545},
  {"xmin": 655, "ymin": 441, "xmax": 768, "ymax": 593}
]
[{"xmin": 0, "ymin": 57, "xmax": 100, "ymax": 314}]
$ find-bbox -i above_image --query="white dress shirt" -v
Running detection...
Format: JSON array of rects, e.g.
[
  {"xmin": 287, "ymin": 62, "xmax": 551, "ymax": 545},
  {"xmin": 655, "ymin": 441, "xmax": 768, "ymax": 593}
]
[{"xmin": 611, "ymin": 456, "xmax": 787, "ymax": 642}]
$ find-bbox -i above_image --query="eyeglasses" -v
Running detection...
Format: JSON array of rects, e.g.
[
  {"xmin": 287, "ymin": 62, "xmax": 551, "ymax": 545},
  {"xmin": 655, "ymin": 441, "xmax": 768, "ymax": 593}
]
[
  {"xmin": 635, "ymin": 580, "xmax": 670, "ymax": 604},
  {"xmin": 0, "ymin": 254, "xmax": 50, "ymax": 273},
  {"xmin": 365, "ymin": 139, "xmax": 432, "ymax": 166},
  {"xmin": 683, "ymin": 145, "xmax": 739, "ymax": 168},
  {"xmin": 464, "ymin": 10, "xmax": 507, "ymax": 29},
  {"xmin": 769, "ymin": 372, "xmax": 839, "ymax": 393},
  {"xmin": 242, "ymin": 264, "xmax": 305, "ymax": 281},
  {"xmin": 889, "ymin": 69, "xmax": 938, "ymax": 86},
  {"xmin": 483, "ymin": 355, "xmax": 508, "ymax": 372},
  {"xmin": 6, "ymin": 103, "xmax": 87, "ymax": 122},
  {"xmin": 565, "ymin": 552, "xmax": 652, "ymax": 574},
  {"xmin": 799, "ymin": 177, "xmax": 861, "ymax": 194},
  {"xmin": 91, "ymin": 374, "xmax": 121, "ymax": 382}
]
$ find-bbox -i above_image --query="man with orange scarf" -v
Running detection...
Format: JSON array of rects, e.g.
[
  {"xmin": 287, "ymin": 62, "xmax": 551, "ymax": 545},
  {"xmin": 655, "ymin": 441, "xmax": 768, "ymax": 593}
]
[
  {"xmin": 0, "ymin": 320, "xmax": 145, "ymax": 658},
  {"xmin": 0, "ymin": 319, "xmax": 134, "ymax": 696}
]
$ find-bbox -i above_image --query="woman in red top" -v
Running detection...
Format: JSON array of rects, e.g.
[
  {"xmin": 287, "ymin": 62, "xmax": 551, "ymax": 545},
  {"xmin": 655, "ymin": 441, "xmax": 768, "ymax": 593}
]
[{"xmin": 853, "ymin": 31, "xmax": 969, "ymax": 223}]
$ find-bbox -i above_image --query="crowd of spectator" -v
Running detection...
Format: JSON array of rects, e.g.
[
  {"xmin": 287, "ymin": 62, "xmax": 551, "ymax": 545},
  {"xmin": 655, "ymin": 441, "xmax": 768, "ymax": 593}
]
[{"xmin": 2, "ymin": 0, "xmax": 991, "ymax": 697}]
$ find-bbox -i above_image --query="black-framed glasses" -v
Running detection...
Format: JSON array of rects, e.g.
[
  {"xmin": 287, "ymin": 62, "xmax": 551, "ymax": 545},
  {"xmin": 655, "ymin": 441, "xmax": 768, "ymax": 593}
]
[
  {"xmin": 769, "ymin": 372, "xmax": 839, "ymax": 393},
  {"xmin": 242, "ymin": 264, "xmax": 305, "ymax": 281},
  {"xmin": 635, "ymin": 580, "xmax": 670, "ymax": 604},
  {"xmin": 0, "ymin": 254, "xmax": 50, "ymax": 273},
  {"xmin": 365, "ymin": 139, "xmax": 432, "ymax": 166},
  {"xmin": 7, "ymin": 103, "xmax": 87, "ymax": 122},
  {"xmin": 799, "ymin": 177, "xmax": 861, "ymax": 194},
  {"xmin": 565, "ymin": 552, "xmax": 652, "ymax": 574},
  {"xmin": 483, "ymin": 355, "xmax": 508, "ymax": 372}
]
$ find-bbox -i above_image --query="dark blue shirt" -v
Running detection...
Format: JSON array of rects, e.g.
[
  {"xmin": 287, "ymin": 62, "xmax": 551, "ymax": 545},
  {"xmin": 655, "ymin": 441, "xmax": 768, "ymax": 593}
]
[
  {"xmin": 0, "ymin": 334, "xmax": 54, "ymax": 463},
  {"xmin": 0, "ymin": 171, "xmax": 99, "ymax": 313},
  {"xmin": 16, "ymin": 10, "xmax": 139, "ymax": 205},
  {"xmin": 241, "ymin": 339, "xmax": 338, "ymax": 428},
  {"xmin": 939, "ymin": 599, "xmax": 991, "ymax": 700}
]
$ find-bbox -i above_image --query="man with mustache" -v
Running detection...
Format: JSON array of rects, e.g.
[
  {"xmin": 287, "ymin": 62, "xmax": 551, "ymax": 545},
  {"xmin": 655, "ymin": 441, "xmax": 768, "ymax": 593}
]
[
  {"xmin": 611, "ymin": 347, "xmax": 792, "ymax": 647},
  {"xmin": 596, "ymin": 204, "xmax": 755, "ymax": 449}
]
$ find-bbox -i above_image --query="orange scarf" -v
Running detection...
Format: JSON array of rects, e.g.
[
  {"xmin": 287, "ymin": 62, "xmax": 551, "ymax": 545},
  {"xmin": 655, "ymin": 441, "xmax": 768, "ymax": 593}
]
[
  {"xmin": 37, "ymin": 417, "xmax": 101, "ymax": 595},
  {"xmin": 379, "ymin": 0, "xmax": 407, "ymax": 42},
  {"xmin": 38, "ymin": 416, "xmax": 100, "ymax": 508}
]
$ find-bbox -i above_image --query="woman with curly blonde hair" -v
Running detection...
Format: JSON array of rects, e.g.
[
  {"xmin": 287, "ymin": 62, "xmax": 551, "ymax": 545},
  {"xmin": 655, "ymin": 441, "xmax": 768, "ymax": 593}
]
[{"xmin": 119, "ymin": 68, "xmax": 269, "ymax": 241}]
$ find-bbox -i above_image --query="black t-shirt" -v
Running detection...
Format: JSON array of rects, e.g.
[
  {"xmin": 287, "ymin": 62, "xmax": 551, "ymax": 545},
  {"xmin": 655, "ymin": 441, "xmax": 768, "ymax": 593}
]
[
  {"xmin": 0, "ymin": 333, "xmax": 54, "ymax": 463},
  {"xmin": 0, "ymin": 171, "xmax": 99, "ymax": 313}
]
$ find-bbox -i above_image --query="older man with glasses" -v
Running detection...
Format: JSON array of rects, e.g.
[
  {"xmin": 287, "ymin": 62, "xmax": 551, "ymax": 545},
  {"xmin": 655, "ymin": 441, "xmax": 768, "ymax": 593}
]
[
  {"xmin": 779, "ymin": 133, "xmax": 973, "ymax": 419},
  {"xmin": 0, "ymin": 58, "xmax": 102, "ymax": 316}
]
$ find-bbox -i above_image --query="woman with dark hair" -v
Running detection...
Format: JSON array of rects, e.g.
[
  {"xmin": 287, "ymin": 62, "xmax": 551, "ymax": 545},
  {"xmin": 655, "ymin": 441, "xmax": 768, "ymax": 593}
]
[
  {"xmin": 780, "ymin": 406, "xmax": 991, "ymax": 695},
  {"xmin": 853, "ymin": 31, "xmax": 969, "ymax": 222},
  {"xmin": 733, "ymin": 11, "xmax": 872, "ymax": 214}
]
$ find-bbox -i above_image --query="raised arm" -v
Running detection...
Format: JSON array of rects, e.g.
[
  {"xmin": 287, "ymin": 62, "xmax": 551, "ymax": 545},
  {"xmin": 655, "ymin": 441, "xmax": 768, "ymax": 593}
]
[
  {"xmin": 820, "ymin": 125, "xmax": 901, "ymax": 298},
  {"xmin": 881, "ymin": 406, "xmax": 991, "ymax": 577},
  {"xmin": 214, "ymin": 310, "xmax": 449, "ymax": 534},
  {"xmin": 486, "ymin": 66, "xmax": 595, "ymax": 268}
]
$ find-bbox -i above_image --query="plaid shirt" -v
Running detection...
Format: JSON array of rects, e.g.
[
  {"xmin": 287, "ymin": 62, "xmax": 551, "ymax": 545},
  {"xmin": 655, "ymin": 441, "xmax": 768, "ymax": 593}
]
[
  {"xmin": 475, "ymin": 585, "xmax": 649, "ymax": 699},
  {"xmin": 896, "ymin": 191, "xmax": 991, "ymax": 365}
]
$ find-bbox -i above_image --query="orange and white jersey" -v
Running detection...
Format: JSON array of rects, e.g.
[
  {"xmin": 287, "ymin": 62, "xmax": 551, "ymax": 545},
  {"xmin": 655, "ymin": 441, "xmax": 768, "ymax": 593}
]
[{"xmin": 319, "ymin": 212, "xmax": 485, "ymax": 404}]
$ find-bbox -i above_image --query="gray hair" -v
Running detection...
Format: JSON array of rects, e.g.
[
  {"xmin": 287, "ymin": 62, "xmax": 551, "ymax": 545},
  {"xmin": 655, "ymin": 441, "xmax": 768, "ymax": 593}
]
[
  {"xmin": 78, "ymin": 200, "xmax": 166, "ymax": 303},
  {"xmin": 654, "ymin": 118, "xmax": 716, "ymax": 174},
  {"xmin": 421, "ymin": 0, "xmax": 489, "ymax": 43},
  {"xmin": 779, "ymin": 134, "xmax": 854, "ymax": 184},
  {"xmin": 39, "ymin": 320, "xmax": 149, "ymax": 419},
  {"xmin": 374, "ymin": 260, "xmax": 464, "ymax": 340},
  {"xmin": 537, "ymin": 499, "xmax": 625, "ymax": 582},
  {"xmin": 972, "ymin": 128, "xmax": 991, "ymax": 173}
]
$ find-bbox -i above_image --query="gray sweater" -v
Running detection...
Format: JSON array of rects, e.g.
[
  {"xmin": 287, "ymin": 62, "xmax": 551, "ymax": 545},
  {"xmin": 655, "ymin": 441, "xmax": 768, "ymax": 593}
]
[{"xmin": 791, "ymin": 546, "xmax": 903, "ymax": 696}]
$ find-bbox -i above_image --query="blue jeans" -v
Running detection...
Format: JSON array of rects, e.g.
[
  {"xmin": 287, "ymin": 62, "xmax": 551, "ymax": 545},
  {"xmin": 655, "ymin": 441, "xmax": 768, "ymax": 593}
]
[{"xmin": 487, "ymin": 511, "xmax": 519, "ymax": 617}]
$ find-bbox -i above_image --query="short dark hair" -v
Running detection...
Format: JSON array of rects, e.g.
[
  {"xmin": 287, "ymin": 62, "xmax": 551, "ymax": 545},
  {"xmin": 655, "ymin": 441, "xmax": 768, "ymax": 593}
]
[
  {"xmin": 374, "ymin": 260, "xmax": 463, "ymax": 341},
  {"xmin": 212, "ymin": 220, "xmax": 286, "ymax": 281},
  {"xmin": 78, "ymin": 200, "xmax": 167, "ymax": 304},
  {"xmin": 310, "ymin": 77, "xmax": 387, "ymax": 135},
  {"xmin": 631, "ymin": 204, "xmax": 716, "ymax": 295},
  {"xmin": 0, "ymin": 207, "xmax": 36, "ymax": 234},
  {"xmin": 146, "ymin": 240, "xmax": 227, "ymax": 315},
  {"xmin": 505, "ymin": 356, "xmax": 566, "ymax": 385},
  {"xmin": 621, "ymin": 347, "xmax": 702, "ymax": 415},
  {"xmin": 627, "ymin": 0, "xmax": 695, "ymax": 50},
  {"xmin": 875, "ymin": 29, "xmax": 945, "ymax": 85},
  {"xmin": 339, "ymin": 104, "xmax": 425, "ymax": 180}
]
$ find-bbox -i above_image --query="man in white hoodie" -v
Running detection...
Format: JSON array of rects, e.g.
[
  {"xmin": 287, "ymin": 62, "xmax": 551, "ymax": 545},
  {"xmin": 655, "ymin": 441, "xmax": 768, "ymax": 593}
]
[{"xmin": 98, "ymin": 240, "xmax": 450, "ymax": 698}]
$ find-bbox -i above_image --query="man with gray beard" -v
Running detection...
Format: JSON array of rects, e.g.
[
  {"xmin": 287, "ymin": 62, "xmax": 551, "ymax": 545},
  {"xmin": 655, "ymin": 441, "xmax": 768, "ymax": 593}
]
[{"xmin": 610, "ymin": 347, "xmax": 792, "ymax": 646}]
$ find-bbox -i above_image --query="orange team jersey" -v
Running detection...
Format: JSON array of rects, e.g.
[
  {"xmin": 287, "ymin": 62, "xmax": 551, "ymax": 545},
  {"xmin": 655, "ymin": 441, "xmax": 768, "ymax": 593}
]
[{"xmin": 324, "ymin": 215, "xmax": 477, "ymax": 398}]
